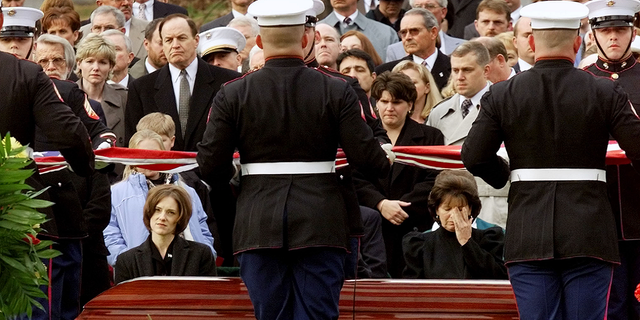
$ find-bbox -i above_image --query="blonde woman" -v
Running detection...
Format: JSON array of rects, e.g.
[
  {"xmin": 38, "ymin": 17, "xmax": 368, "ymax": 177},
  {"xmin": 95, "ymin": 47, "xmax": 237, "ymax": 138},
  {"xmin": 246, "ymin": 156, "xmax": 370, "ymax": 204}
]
[
  {"xmin": 76, "ymin": 33, "xmax": 127, "ymax": 146},
  {"xmin": 104, "ymin": 130, "xmax": 215, "ymax": 267},
  {"xmin": 392, "ymin": 60, "xmax": 443, "ymax": 123}
]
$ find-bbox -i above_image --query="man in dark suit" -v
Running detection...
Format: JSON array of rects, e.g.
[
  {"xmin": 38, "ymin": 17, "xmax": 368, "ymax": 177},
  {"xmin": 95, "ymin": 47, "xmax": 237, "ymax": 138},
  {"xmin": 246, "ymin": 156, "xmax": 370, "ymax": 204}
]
[
  {"xmin": 133, "ymin": 0, "xmax": 187, "ymax": 22},
  {"xmin": 375, "ymin": 8, "xmax": 451, "ymax": 91},
  {"xmin": 200, "ymin": 0, "xmax": 255, "ymax": 32},
  {"xmin": 125, "ymin": 14, "xmax": 240, "ymax": 151},
  {"xmin": 447, "ymin": 0, "xmax": 481, "ymax": 38}
]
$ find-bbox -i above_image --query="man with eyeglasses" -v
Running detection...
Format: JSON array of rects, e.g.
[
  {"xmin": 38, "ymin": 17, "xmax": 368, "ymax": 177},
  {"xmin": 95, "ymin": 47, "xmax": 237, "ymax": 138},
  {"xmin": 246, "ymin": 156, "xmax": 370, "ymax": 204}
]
[
  {"xmin": 376, "ymin": 8, "xmax": 451, "ymax": 91},
  {"xmin": 386, "ymin": 0, "xmax": 466, "ymax": 61}
]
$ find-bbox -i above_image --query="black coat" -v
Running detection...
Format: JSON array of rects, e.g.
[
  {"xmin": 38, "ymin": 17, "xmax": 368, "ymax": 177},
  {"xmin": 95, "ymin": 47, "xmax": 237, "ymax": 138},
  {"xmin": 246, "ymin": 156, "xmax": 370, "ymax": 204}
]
[
  {"xmin": 0, "ymin": 52, "xmax": 94, "ymax": 237},
  {"xmin": 125, "ymin": 57, "xmax": 240, "ymax": 151},
  {"xmin": 375, "ymin": 52, "xmax": 451, "ymax": 91},
  {"xmin": 447, "ymin": 0, "xmax": 482, "ymax": 39},
  {"xmin": 461, "ymin": 59, "xmax": 640, "ymax": 264},
  {"xmin": 586, "ymin": 55, "xmax": 640, "ymax": 240},
  {"xmin": 200, "ymin": 12, "xmax": 234, "ymax": 32},
  {"xmin": 402, "ymin": 227, "xmax": 507, "ymax": 279},
  {"xmin": 114, "ymin": 236, "xmax": 216, "ymax": 284},
  {"xmin": 153, "ymin": 1, "xmax": 188, "ymax": 19},
  {"xmin": 365, "ymin": 7, "xmax": 405, "ymax": 32},
  {"xmin": 197, "ymin": 58, "xmax": 390, "ymax": 253},
  {"xmin": 354, "ymin": 117, "xmax": 444, "ymax": 277}
]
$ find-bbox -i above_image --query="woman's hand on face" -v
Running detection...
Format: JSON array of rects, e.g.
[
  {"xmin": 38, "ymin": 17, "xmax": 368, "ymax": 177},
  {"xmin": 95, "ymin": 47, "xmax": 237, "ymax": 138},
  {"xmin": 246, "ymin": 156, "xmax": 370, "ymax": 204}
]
[
  {"xmin": 377, "ymin": 199, "xmax": 410, "ymax": 226},
  {"xmin": 452, "ymin": 206, "xmax": 472, "ymax": 246}
]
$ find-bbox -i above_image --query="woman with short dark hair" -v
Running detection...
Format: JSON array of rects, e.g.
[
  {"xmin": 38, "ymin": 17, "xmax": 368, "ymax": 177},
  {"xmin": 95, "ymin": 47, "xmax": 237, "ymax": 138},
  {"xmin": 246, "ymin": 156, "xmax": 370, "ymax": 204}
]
[
  {"xmin": 402, "ymin": 170, "xmax": 507, "ymax": 279},
  {"xmin": 114, "ymin": 184, "xmax": 216, "ymax": 284},
  {"xmin": 354, "ymin": 71, "xmax": 444, "ymax": 278}
]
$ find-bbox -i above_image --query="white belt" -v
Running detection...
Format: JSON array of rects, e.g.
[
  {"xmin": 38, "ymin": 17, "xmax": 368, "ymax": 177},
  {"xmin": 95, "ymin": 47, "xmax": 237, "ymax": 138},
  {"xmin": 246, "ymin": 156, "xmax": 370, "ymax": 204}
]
[
  {"xmin": 510, "ymin": 168, "xmax": 606, "ymax": 182},
  {"xmin": 241, "ymin": 161, "xmax": 336, "ymax": 175}
]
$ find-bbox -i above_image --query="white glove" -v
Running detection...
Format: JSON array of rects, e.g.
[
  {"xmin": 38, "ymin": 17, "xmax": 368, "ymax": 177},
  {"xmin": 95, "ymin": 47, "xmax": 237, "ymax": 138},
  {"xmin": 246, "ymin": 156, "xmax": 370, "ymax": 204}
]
[
  {"xmin": 381, "ymin": 143, "xmax": 395, "ymax": 164},
  {"xmin": 96, "ymin": 141, "xmax": 112, "ymax": 150}
]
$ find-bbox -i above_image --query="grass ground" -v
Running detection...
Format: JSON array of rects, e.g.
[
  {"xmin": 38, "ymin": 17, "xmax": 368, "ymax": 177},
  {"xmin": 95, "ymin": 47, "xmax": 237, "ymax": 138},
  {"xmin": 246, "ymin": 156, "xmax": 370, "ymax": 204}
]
[{"xmin": 75, "ymin": 1, "xmax": 230, "ymax": 30}]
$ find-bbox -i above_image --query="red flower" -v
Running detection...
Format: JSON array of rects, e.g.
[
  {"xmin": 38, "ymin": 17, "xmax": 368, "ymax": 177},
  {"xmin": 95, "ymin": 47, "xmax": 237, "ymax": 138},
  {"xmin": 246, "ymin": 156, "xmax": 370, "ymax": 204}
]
[
  {"xmin": 22, "ymin": 233, "xmax": 41, "ymax": 245},
  {"xmin": 635, "ymin": 283, "xmax": 640, "ymax": 302}
]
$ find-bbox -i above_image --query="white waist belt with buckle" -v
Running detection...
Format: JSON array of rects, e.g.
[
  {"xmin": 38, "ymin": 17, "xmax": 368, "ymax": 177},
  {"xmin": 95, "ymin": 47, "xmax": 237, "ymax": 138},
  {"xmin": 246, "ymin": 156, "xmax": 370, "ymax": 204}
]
[
  {"xmin": 241, "ymin": 161, "xmax": 336, "ymax": 175},
  {"xmin": 510, "ymin": 168, "xmax": 606, "ymax": 182}
]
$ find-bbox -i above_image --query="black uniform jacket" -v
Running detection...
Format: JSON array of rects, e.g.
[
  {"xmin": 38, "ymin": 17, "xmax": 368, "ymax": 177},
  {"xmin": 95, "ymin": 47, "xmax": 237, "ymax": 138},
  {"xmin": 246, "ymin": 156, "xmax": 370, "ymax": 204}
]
[
  {"xmin": 353, "ymin": 117, "xmax": 443, "ymax": 277},
  {"xmin": 402, "ymin": 226, "xmax": 507, "ymax": 279},
  {"xmin": 461, "ymin": 59, "xmax": 640, "ymax": 264},
  {"xmin": 375, "ymin": 52, "xmax": 452, "ymax": 91},
  {"xmin": 309, "ymin": 60, "xmax": 390, "ymax": 237},
  {"xmin": 197, "ymin": 57, "xmax": 390, "ymax": 253},
  {"xmin": 114, "ymin": 235, "xmax": 216, "ymax": 284},
  {"xmin": 586, "ymin": 55, "xmax": 640, "ymax": 240},
  {"xmin": 125, "ymin": 57, "xmax": 241, "ymax": 151}
]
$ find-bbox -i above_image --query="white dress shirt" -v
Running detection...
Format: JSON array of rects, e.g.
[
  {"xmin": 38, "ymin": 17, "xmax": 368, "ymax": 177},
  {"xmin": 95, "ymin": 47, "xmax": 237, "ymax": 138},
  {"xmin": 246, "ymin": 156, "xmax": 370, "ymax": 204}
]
[
  {"xmin": 124, "ymin": 18, "xmax": 131, "ymax": 37},
  {"xmin": 169, "ymin": 58, "xmax": 198, "ymax": 112},
  {"xmin": 518, "ymin": 58, "xmax": 533, "ymax": 72},
  {"xmin": 459, "ymin": 82, "xmax": 491, "ymax": 112},
  {"xmin": 413, "ymin": 49, "xmax": 438, "ymax": 71},
  {"xmin": 145, "ymin": 57, "xmax": 159, "ymax": 74},
  {"xmin": 133, "ymin": 0, "xmax": 154, "ymax": 22},
  {"xmin": 333, "ymin": 10, "xmax": 359, "ymax": 28}
]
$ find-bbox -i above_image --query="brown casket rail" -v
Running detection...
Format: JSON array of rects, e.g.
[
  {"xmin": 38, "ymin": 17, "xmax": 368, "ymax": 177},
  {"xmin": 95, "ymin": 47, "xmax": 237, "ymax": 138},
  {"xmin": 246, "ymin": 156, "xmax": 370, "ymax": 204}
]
[{"xmin": 76, "ymin": 277, "xmax": 519, "ymax": 319}]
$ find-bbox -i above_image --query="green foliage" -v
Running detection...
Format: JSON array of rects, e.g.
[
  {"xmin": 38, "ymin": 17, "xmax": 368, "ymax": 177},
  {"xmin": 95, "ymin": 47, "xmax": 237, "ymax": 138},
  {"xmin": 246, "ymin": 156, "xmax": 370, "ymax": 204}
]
[{"xmin": 0, "ymin": 134, "xmax": 57, "ymax": 320}]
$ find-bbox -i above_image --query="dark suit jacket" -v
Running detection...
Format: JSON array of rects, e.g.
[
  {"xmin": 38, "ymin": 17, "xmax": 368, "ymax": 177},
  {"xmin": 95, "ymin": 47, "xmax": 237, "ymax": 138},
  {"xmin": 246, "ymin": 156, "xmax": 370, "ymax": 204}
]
[
  {"xmin": 463, "ymin": 22, "xmax": 480, "ymax": 40},
  {"xmin": 125, "ymin": 57, "xmax": 241, "ymax": 151},
  {"xmin": 114, "ymin": 236, "xmax": 217, "ymax": 284},
  {"xmin": 200, "ymin": 12, "xmax": 234, "ymax": 32},
  {"xmin": 153, "ymin": 1, "xmax": 188, "ymax": 19},
  {"xmin": 375, "ymin": 52, "xmax": 451, "ymax": 91},
  {"xmin": 353, "ymin": 117, "xmax": 444, "ymax": 278},
  {"xmin": 447, "ymin": 0, "xmax": 482, "ymax": 39}
]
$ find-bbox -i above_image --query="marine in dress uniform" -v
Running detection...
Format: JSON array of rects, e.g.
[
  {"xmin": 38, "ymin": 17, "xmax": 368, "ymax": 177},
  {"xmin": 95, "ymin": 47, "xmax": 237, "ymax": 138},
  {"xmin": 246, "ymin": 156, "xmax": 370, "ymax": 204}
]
[
  {"xmin": 0, "ymin": 4, "xmax": 95, "ymax": 317},
  {"xmin": 196, "ymin": 0, "xmax": 390, "ymax": 318},
  {"xmin": 0, "ymin": 6, "xmax": 41, "ymax": 59},
  {"xmin": 584, "ymin": 1, "xmax": 640, "ymax": 318},
  {"xmin": 461, "ymin": 2, "xmax": 640, "ymax": 319},
  {"xmin": 198, "ymin": 27, "xmax": 246, "ymax": 72}
]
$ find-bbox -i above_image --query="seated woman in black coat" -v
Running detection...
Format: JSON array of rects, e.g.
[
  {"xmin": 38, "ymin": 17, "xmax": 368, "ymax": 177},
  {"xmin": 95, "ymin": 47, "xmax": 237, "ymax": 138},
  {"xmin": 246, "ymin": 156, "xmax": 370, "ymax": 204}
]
[
  {"xmin": 115, "ymin": 184, "xmax": 216, "ymax": 284},
  {"xmin": 353, "ymin": 71, "xmax": 444, "ymax": 278},
  {"xmin": 402, "ymin": 170, "xmax": 507, "ymax": 279}
]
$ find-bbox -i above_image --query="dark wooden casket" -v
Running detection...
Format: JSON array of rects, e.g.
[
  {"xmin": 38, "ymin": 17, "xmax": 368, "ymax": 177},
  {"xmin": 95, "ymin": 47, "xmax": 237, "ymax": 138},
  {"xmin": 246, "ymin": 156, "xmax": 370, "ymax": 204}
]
[{"xmin": 77, "ymin": 277, "xmax": 519, "ymax": 319}]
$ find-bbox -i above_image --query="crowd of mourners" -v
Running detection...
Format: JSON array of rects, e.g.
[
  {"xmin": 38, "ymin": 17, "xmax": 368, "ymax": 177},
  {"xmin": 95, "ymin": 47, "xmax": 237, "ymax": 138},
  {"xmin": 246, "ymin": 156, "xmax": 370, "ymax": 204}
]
[{"xmin": 3, "ymin": 0, "xmax": 640, "ymax": 318}]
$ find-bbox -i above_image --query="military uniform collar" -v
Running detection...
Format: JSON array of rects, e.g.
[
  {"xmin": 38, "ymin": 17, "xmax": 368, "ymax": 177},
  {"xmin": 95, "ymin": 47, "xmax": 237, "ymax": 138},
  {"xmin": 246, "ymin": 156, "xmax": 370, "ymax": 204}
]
[{"xmin": 595, "ymin": 54, "xmax": 637, "ymax": 74}]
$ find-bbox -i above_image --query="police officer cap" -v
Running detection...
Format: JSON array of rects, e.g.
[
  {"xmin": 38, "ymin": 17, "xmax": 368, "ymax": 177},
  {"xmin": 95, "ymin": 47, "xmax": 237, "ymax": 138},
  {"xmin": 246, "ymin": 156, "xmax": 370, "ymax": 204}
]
[
  {"xmin": 521, "ymin": 1, "xmax": 589, "ymax": 30},
  {"xmin": 198, "ymin": 27, "xmax": 246, "ymax": 60},
  {"xmin": 587, "ymin": 0, "xmax": 640, "ymax": 29},
  {"xmin": 1, "ymin": 7, "xmax": 43, "ymax": 38},
  {"xmin": 248, "ymin": 0, "xmax": 314, "ymax": 26}
]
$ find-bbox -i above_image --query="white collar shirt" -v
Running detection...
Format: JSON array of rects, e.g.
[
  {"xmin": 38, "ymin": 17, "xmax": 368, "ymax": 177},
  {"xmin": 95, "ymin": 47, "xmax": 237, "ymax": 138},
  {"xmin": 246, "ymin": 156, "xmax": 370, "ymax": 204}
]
[
  {"xmin": 169, "ymin": 57, "xmax": 198, "ymax": 112},
  {"xmin": 133, "ymin": 0, "xmax": 154, "ymax": 21},
  {"xmin": 518, "ymin": 58, "xmax": 532, "ymax": 71},
  {"xmin": 413, "ymin": 49, "xmax": 438, "ymax": 71},
  {"xmin": 333, "ymin": 10, "xmax": 359, "ymax": 28},
  {"xmin": 145, "ymin": 57, "xmax": 159, "ymax": 74},
  {"xmin": 459, "ymin": 82, "xmax": 491, "ymax": 113}
]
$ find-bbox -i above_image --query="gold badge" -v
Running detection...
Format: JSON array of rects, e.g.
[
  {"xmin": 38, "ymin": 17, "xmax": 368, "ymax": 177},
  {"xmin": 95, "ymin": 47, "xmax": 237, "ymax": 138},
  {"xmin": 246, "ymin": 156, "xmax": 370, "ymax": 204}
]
[
  {"xmin": 205, "ymin": 32, "xmax": 212, "ymax": 40},
  {"xmin": 612, "ymin": 73, "xmax": 619, "ymax": 79},
  {"xmin": 7, "ymin": 9, "xmax": 16, "ymax": 16},
  {"xmin": 607, "ymin": 0, "xmax": 615, "ymax": 6}
]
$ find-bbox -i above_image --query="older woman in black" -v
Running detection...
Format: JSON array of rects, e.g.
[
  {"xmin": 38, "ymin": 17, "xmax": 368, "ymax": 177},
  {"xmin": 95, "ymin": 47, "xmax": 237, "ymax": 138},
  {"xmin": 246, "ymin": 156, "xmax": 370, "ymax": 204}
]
[
  {"xmin": 115, "ymin": 184, "xmax": 216, "ymax": 284},
  {"xmin": 353, "ymin": 72, "xmax": 444, "ymax": 278},
  {"xmin": 402, "ymin": 170, "xmax": 507, "ymax": 279}
]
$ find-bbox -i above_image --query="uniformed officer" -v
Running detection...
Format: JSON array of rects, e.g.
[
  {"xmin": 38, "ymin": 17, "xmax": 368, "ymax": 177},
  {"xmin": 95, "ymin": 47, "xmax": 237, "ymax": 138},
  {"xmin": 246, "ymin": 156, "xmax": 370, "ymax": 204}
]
[
  {"xmin": 197, "ymin": 27, "xmax": 246, "ymax": 72},
  {"xmin": 0, "ymin": 6, "xmax": 42, "ymax": 59},
  {"xmin": 196, "ymin": 0, "xmax": 390, "ymax": 318},
  {"xmin": 584, "ymin": 1, "xmax": 640, "ymax": 318},
  {"xmin": 461, "ymin": 1, "xmax": 640, "ymax": 319}
]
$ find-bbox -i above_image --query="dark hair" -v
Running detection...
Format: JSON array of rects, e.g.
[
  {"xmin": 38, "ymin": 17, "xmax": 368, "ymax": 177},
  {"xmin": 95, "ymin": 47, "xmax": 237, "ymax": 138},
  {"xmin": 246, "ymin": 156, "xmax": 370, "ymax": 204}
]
[
  {"xmin": 159, "ymin": 14, "xmax": 198, "ymax": 39},
  {"xmin": 337, "ymin": 49, "xmax": 375, "ymax": 74},
  {"xmin": 40, "ymin": 0, "xmax": 74, "ymax": 12},
  {"xmin": 339, "ymin": 30, "xmax": 383, "ymax": 66},
  {"xmin": 371, "ymin": 71, "xmax": 418, "ymax": 104},
  {"xmin": 143, "ymin": 184, "xmax": 193, "ymax": 235},
  {"xmin": 475, "ymin": 0, "xmax": 511, "ymax": 22},
  {"xmin": 42, "ymin": 7, "xmax": 81, "ymax": 33},
  {"xmin": 427, "ymin": 170, "xmax": 482, "ymax": 223},
  {"xmin": 144, "ymin": 18, "xmax": 164, "ymax": 41}
]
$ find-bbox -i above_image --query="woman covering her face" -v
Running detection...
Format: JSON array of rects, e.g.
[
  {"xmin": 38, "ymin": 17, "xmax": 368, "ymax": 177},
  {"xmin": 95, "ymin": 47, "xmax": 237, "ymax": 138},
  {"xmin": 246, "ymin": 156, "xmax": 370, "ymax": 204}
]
[
  {"xmin": 114, "ymin": 184, "xmax": 216, "ymax": 284},
  {"xmin": 402, "ymin": 170, "xmax": 507, "ymax": 279}
]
